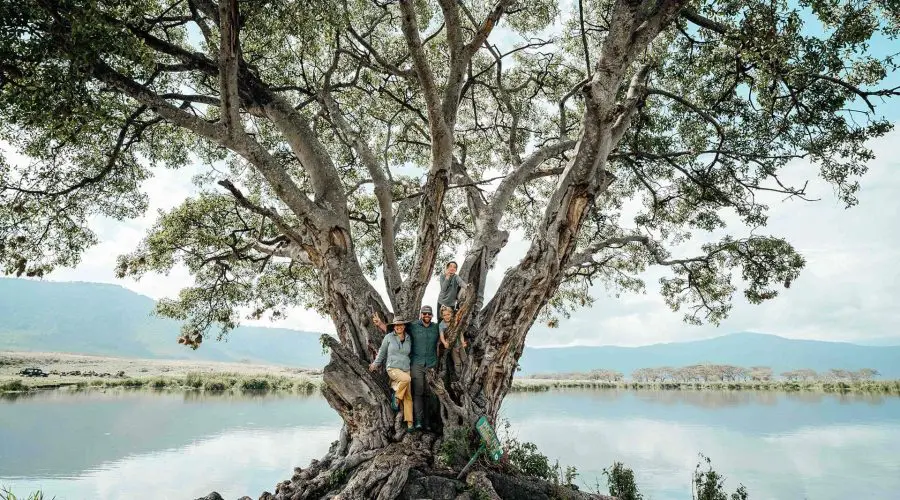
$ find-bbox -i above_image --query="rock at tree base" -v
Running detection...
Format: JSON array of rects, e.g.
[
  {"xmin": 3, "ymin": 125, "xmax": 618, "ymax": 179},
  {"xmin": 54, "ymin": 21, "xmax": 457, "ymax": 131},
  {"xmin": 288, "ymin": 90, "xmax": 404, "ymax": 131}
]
[
  {"xmin": 487, "ymin": 472, "xmax": 617, "ymax": 500},
  {"xmin": 401, "ymin": 470, "xmax": 467, "ymax": 499},
  {"xmin": 193, "ymin": 493, "xmax": 224, "ymax": 500}
]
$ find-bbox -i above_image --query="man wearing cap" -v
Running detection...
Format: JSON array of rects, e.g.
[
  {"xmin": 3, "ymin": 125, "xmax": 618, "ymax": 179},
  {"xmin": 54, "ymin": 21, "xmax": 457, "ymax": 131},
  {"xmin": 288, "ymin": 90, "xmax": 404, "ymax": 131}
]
[
  {"xmin": 369, "ymin": 315, "xmax": 414, "ymax": 432},
  {"xmin": 376, "ymin": 305, "xmax": 441, "ymax": 430},
  {"xmin": 408, "ymin": 304, "xmax": 441, "ymax": 430}
]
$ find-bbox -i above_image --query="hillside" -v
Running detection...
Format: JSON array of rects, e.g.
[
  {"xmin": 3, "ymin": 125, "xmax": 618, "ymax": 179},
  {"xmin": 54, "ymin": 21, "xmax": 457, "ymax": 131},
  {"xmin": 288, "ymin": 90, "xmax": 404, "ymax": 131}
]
[
  {"xmin": 2, "ymin": 278, "xmax": 899, "ymax": 377},
  {"xmin": 517, "ymin": 332, "xmax": 900, "ymax": 378},
  {"xmin": 0, "ymin": 278, "xmax": 328, "ymax": 368}
]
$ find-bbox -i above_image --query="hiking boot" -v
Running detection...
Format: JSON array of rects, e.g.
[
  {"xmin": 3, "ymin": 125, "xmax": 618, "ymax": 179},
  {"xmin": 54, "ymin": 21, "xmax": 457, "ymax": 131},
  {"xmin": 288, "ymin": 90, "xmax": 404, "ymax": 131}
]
[
  {"xmin": 389, "ymin": 390, "xmax": 398, "ymax": 411},
  {"xmin": 414, "ymin": 421, "xmax": 423, "ymax": 431}
]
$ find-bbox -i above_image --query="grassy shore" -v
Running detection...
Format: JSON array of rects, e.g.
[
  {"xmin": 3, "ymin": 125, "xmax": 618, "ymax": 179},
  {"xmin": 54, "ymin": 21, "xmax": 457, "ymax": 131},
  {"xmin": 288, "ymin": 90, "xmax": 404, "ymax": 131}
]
[
  {"xmin": 511, "ymin": 378, "xmax": 900, "ymax": 393},
  {"xmin": 0, "ymin": 371, "xmax": 323, "ymax": 394},
  {"xmin": 4, "ymin": 351, "xmax": 899, "ymax": 396},
  {"xmin": 0, "ymin": 351, "xmax": 323, "ymax": 395}
]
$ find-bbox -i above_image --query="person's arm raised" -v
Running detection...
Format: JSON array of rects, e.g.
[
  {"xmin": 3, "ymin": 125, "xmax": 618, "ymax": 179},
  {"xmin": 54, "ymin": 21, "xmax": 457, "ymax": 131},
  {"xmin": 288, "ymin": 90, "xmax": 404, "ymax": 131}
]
[{"xmin": 372, "ymin": 312, "xmax": 388, "ymax": 333}]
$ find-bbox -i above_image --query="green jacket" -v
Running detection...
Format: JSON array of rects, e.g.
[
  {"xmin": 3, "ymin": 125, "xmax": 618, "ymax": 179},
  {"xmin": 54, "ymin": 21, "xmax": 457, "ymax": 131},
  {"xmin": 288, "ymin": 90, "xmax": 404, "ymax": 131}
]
[
  {"xmin": 373, "ymin": 332, "xmax": 412, "ymax": 371},
  {"xmin": 409, "ymin": 320, "xmax": 440, "ymax": 367}
]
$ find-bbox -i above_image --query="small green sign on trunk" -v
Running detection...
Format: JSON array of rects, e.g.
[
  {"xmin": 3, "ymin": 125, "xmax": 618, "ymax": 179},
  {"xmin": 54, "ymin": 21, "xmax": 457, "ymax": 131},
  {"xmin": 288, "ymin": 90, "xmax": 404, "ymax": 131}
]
[
  {"xmin": 457, "ymin": 415, "xmax": 505, "ymax": 479},
  {"xmin": 475, "ymin": 415, "xmax": 503, "ymax": 462}
]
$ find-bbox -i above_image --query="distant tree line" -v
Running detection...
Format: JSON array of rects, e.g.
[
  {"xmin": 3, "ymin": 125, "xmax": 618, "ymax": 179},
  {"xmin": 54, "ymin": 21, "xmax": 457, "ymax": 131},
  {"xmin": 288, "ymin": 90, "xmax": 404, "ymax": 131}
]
[{"xmin": 527, "ymin": 366, "xmax": 881, "ymax": 383}]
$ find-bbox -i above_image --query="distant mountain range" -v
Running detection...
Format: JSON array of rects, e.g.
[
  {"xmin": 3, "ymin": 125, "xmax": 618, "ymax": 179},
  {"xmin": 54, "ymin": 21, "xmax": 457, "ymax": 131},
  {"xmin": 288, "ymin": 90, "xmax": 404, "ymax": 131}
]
[
  {"xmin": 518, "ymin": 332, "xmax": 900, "ymax": 378},
  {"xmin": 0, "ymin": 278, "xmax": 329, "ymax": 368},
  {"xmin": 2, "ymin": 278, "xmax": 899, "ymax": 377}
]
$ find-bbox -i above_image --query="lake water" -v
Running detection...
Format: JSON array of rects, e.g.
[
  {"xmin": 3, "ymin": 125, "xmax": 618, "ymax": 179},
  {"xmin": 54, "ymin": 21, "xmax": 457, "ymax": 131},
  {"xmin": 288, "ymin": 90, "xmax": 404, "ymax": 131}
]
[{"xmin": 1, "ymin": 389, "xmax": 899, "ymax": 499}]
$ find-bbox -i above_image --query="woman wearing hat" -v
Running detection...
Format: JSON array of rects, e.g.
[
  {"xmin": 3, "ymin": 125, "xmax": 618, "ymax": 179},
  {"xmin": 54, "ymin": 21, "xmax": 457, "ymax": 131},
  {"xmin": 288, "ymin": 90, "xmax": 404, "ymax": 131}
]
[{"xmin": 369, "ymin": 315, "xmax": 414, "ymax": 431}]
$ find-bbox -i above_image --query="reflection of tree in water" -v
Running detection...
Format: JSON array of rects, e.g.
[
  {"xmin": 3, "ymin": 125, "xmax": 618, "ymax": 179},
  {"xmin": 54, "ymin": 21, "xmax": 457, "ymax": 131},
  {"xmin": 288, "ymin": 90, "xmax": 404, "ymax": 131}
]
[
  {"xmin": 636, "ymin": 390, "xmax": 776, "ymax": 408},
  {"xmin": 0, "ymin": 391, "xmax": 38, "ymax": 403},
  {"xmin": 629, "ymin": 389, "xmax": 890, "ymax": 409},
  {"xmin": 180, "ymin": 390, "xmax": 316, "ymax": 403},
  {"xmin": 581, "ymin": 388, "xmax": 631, "ymax": 404},
  {"xmin": 631, "ymin": 390, "xmax": 783, "ymax": 408},
  {"xmin": 833, "ymin": 392, "xmax": 886, "ymax": 406},
  {"xmin": 782, "ymin": 391, "xmax": 885, "ymax": 406}
]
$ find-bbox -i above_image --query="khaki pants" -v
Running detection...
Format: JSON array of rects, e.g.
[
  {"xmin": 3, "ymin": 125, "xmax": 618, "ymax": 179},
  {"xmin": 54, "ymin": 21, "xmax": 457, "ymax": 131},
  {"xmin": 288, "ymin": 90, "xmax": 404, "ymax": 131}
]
[
  {"xmin": 450, "ymin": 346, "xmax": 465, "ymax": 376},
  {"xmin": 387, "ymin": 368, "xmax": 413, "ymax": 424}
]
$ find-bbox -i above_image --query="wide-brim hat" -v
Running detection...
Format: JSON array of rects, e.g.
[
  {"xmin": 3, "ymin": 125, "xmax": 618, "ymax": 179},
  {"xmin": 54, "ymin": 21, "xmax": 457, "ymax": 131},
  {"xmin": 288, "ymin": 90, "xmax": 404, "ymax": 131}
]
[{"xmin": 387, "ymin": 315, "xmax": 411, "ymax": 329}]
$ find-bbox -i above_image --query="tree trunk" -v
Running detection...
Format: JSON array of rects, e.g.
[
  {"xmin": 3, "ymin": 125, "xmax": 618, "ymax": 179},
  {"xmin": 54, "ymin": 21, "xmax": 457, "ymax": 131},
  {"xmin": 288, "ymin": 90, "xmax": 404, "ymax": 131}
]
[
  {"xmin": 217, "ymin": 4, "xmax": 672, "ymax": 497},
  {"xmin": 244, "ymin": 169, "xmax": 621, "ymax": 500}
]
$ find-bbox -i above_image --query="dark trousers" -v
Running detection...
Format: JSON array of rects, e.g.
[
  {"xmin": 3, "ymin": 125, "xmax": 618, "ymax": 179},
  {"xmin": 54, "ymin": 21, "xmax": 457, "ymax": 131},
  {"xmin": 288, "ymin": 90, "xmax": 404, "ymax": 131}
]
[{"xmin": 411, "ymin": 363, "xmax": 437, "ymax": 426}]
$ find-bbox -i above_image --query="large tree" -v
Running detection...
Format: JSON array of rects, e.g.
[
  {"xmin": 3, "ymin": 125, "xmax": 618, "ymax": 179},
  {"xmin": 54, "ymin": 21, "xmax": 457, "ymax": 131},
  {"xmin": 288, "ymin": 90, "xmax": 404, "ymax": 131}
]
[{"xmin": 1, "ymin": 0, "xmax": 897, "ymax": 497}]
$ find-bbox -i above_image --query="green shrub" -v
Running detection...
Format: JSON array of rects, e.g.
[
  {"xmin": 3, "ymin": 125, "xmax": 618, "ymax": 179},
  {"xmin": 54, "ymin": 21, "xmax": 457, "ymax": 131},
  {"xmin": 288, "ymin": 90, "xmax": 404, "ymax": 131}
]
[
  {"xmin": 0, "ymin": 485, "xmax": 52, "ymax": 500},
  {"xmin": 693, "ymin": 454, "xmax": 749, "ymax": 500},
  {"xmin": 0, "ymin": 380, "xmax": 28, "ymax": 392},
  {"xmin": 438, "ymin": 427, "xmax": 474, "ymax": 468},
  {"xmin": 505, "ymin": 438, "xmax": 553, "ymax": 481},
  {"xmin": 185, "ymin": 372, "xmax": 204, "ymax": 388},
  {"xmin": 240, "ymin": 378, "xmax": 271, "ymax": 391},
  {"xmin": 149, "ymin": 378, "xmax": 169, "ymax": 389},
  {"xmin": 203, "ymin": 380, "xmax": 228, "ymax": 391},
  {"xmin": 603, "ymin": 462, "xmax": 643, "ymax": 500}
]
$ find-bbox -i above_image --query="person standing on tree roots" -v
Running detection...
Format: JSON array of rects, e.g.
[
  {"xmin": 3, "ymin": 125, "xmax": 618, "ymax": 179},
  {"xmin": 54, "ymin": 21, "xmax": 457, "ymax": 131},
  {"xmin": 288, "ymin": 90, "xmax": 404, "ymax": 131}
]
[
  {"xmin": 409, "ymin": 305, "xmax": 441, "ymax": 431},
  {"xmin": 437, "ymin": 261, "xmax": 467, "ymax": 313},
  {"xmin": 440, "ymin": 305, "xmax": 467, "ymax": 378},
  {"xmin": 368, "ymin": 315, "xmax": 415, "ymax": 432},
  {"xmin": 373, "ymin": 306, "xmax": 441, "ymax": 431}
]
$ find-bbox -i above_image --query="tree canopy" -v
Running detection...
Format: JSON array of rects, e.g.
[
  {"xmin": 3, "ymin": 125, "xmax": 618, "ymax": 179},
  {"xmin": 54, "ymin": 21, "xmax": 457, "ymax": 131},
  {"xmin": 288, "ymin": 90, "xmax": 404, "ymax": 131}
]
[{"xmin": 1, "ymin": 0, "xmax": 897, "ymax": 341}]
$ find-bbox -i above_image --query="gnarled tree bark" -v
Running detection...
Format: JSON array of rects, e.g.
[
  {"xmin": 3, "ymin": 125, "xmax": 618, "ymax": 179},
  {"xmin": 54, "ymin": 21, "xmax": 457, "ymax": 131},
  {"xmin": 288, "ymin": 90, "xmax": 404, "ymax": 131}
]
[{"xmin": 256, "ymin": 2, "xmax": 685, "ymax": 499}]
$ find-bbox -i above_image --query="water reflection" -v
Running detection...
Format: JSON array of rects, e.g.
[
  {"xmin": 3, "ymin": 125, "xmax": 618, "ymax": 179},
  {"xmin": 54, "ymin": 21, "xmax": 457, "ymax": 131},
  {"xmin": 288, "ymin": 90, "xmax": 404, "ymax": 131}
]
[
  {"xmin": 0, "ymin": 389, "xmax": 338, "ymax": 480},
  {"xmin": 1, "ymin": 389, "xmax": 898, "ymax": 500},
  {"xmin": 2, "ymin": 426, "xmax": 340, "ymax": 500},
  {"xmin": 0, "ymin": 392, "xmax": 38, "ymax": 402},
  {"xmin": 501, "ymin": 390, "xmax": 900, "ymax": 500}
]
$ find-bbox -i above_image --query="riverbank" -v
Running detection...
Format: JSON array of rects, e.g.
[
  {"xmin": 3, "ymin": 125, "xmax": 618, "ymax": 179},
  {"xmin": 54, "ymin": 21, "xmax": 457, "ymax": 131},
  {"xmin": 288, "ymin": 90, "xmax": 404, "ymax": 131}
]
[
  {"xmin": 4, "ymin": 351, "xmax": 900, "ymax": 395},
  {"xmin": 0, "ymin": 351, "xmax": 323, "ymax": 394},
  {"xmin": 512, "ymin": 378, "xmax": 900, "ymax": 393}
]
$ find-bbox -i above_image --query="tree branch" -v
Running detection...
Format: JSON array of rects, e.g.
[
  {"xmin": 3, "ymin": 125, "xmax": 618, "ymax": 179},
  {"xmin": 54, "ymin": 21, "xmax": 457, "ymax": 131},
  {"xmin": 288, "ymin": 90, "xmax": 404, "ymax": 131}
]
[
  {"xmin": 92, "ymin": 61, "xmax": 328, "ymax": 230},
  {"xmin": 345, "ymin": 23, "xmax": 417, "ymax": 79},
  {"xmin": 398, "ymin": 0, "xmax": 442, "ymax": 126},
  {"xmin": 647, "ymin": 86, "xmax": 725, "ymax": 168},
  {"xmin": 808, "ymin": 74, "xmax": 900, "ymax": 113},
  {"xmin": 463, "ymin": 0, "xmax": 514, "ymax": 61},
  {"xmin": 0, "ymin": 105, "xmax": 151, "ymax": 197},
  {"xmin": 679, "ymin": 6, "xmax": 727, "ymax": 34},
  {"xmin": 488, "ymin": 140, "xmax": 577, "ymax": 223},
  {"xmin": 611, "ymin": 64, "xmax": 651, "ymax": 145},
  {"xmin": 217, "ymin": 179, "xmax": 312, "ymax": 253},
  {"xmin": 450, "ymin": 157, "xmax": 487, "ymax": 219},
  {"xmin": 320, "ymin": 89, "xmax": 403, "ymax": 304},
  {"xmin": 218, "ymin": 0, "xmax": 242, "ymax": 136},
  {"xmin": 578, "ymin": 0, "xmax": 591, "ymax": 78},
  {"xmin": 250, "ymin": 239, "xmax": 314, "ymax": 265}
]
